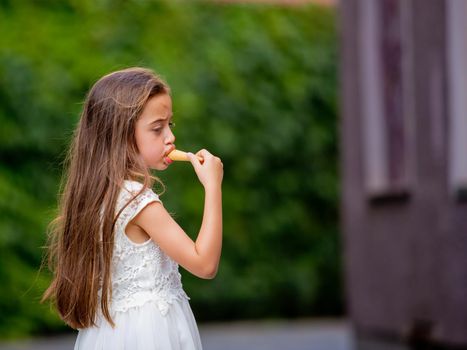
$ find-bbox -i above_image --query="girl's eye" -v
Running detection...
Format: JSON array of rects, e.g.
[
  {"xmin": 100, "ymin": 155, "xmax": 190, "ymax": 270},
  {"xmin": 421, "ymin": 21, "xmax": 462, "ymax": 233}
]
[{"xmin": 152, "ymin": 122, "xmax": 175, "ymax": 134}]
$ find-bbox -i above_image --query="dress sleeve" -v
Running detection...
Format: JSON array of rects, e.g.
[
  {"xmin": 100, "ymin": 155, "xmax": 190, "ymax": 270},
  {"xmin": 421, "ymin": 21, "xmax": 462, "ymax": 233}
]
[{"xmin": 117, "ymin": 181, "xmax": 162, "ymax": 231}]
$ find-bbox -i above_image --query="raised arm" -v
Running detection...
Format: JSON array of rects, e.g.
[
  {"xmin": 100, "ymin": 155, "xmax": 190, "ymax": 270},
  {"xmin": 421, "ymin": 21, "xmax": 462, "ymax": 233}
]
[{"xmin": 132, "ymin": 149, "xmax": 223, "ymax": 279}]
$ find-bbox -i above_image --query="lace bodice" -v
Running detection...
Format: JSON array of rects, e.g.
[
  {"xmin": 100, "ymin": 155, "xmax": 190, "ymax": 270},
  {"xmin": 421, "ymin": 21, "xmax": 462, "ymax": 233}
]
[{"xmin": 104, "ymin": 180, "xmax": 189, "ymax": 316}]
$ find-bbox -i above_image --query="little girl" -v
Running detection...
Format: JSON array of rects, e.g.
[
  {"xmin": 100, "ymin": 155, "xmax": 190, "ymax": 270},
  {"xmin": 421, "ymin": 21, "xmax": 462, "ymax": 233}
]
[{"xmin": 42, "ymin": 67, "xmax": 223, "ymax": 350}]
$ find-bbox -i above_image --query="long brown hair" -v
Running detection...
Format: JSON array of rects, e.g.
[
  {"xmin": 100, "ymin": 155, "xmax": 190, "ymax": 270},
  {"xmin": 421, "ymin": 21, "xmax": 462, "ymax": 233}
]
[{"xmin": 42, "ymin": 67, "xmax": 170, "ymax": 329}]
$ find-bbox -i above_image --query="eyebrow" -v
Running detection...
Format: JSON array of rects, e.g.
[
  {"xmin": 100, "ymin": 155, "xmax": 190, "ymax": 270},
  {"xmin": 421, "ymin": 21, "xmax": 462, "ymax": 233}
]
[{"xmin": 148, "ymin": 115, "xmax": 173, "ymax": 126}]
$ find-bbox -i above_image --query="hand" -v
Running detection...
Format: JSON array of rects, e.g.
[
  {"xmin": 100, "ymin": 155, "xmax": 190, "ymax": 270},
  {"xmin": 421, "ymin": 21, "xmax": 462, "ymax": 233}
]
[{"xmin": 187, "ymin": 149, "xmax": 223, "ymax": 190}]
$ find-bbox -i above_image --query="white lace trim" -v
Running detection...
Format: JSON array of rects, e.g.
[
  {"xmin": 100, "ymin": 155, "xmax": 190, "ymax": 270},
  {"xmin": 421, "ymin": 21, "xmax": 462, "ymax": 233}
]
[{"xmin": 117, "ymin": 180, "xmax": 162, "ymax": 236}]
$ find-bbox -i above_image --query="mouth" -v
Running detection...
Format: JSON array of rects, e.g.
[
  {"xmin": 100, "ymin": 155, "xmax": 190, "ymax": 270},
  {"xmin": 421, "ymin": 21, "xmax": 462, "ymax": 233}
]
[{"xmin": 164, "ymin": 146, "xmax": 176, "ymax": 165}]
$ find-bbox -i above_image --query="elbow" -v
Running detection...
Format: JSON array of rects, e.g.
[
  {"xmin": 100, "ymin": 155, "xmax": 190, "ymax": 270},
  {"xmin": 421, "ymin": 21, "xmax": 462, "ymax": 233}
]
[{"xmin": 200, "ymin": 264, "xmax": 218, "ymax": 280}]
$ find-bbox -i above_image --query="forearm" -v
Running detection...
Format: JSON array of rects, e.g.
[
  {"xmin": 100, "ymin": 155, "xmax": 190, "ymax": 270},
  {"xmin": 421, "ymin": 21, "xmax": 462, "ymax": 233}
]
[{"xmin": 195, "ymin": 185, "xmax": 223, "ymax": 276}]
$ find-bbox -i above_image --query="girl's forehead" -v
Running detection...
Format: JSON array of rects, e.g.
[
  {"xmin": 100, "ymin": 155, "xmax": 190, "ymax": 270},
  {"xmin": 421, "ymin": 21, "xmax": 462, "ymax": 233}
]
[{"xmin": 140, "ymin": 94, "xmax": 173, "ymax": 122}]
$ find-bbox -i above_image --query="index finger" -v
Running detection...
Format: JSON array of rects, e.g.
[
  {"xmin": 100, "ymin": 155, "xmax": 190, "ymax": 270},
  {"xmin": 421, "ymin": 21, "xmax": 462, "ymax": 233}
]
[{"xmin": 195, "ymin": 149, "xmax": 212, "ymax": 158}]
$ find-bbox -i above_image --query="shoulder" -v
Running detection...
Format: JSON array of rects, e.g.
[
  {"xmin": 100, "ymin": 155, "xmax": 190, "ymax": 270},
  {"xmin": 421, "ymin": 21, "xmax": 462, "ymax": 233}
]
[
  {"xmin": 121, "ymin": 180, "xmax": 160, "ymax": 200},
  {"xmin": 118, "ymin": 180, "xmax": 162, "ymax": 212},
  {"xmin": 122, "ymin": 180, "xmax": 145, "ymax": 194},
  {"xmin": 116, "ymin": 180, "xmax": 163, "ymax": 227}
]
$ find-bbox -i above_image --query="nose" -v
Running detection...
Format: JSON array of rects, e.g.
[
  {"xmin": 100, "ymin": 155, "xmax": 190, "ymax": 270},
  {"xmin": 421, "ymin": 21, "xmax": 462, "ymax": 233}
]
[{"xmin": 165, "ymin": 127, "xmax": 176, "ymax": 144}]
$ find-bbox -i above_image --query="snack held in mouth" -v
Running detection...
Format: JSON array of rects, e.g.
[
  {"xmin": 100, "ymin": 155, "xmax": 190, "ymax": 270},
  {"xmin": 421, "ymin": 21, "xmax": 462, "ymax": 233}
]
[{"xmin": 168, "ymin": 149, "xmax": 204, "ymax": 163}]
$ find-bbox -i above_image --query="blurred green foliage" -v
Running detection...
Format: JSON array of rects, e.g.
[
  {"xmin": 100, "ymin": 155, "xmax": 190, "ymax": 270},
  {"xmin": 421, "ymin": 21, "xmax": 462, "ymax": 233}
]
[{"xmin": 0, "ymin": 0, "xmax": 339, "ymax": 339}]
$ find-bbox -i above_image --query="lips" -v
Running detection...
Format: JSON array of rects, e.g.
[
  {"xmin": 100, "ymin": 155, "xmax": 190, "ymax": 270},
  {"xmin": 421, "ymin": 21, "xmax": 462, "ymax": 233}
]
[
  {"xmin": 164, "ymin": 150, "xmax": 174, "ymax": 165},
  {"xmin": 164, "ymin": 146, "xmax": 176, "ymax": 163}
]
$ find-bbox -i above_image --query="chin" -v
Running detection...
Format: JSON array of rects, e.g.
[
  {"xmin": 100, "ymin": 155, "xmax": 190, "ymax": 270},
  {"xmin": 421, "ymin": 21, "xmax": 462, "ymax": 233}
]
[{"xmin": 152, "ymin": 162, "xmax": 169, "ymax": 171}]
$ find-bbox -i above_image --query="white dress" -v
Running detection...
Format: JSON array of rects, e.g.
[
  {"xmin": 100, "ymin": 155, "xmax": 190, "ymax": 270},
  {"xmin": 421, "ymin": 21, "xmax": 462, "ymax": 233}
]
[{"xmin": 74, "ymin": 180, "xmax": 203, "ymax": 350}]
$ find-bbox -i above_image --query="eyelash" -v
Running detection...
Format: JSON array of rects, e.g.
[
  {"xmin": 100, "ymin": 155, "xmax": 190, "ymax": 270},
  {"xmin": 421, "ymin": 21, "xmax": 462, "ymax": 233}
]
[{"xmin": 153, "ymin": 122, "xmax": 176, "ymax": 134}]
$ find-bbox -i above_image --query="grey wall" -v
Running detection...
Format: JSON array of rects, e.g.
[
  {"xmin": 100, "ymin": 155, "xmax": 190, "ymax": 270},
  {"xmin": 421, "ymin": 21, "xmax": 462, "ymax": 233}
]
[{"xmin": 339, "ymin": 0, "xmax": 467, "ymax": 347}]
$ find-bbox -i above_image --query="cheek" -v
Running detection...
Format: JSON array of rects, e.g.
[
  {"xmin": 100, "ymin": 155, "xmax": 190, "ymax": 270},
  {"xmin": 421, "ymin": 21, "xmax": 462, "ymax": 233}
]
[{"xmin": 137, "ymin": 134, "xmax": 164, "ymax": 158}]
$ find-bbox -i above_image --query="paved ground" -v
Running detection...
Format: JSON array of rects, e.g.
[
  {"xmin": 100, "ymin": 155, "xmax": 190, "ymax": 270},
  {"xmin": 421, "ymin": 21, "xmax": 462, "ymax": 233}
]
[
  {"xmin": 0, "ymin": 318, "xmax": 355, "ymax": 350},
  {"xmin": 200, "ymin": 319, "xmax": 354, "ymax": 350}
]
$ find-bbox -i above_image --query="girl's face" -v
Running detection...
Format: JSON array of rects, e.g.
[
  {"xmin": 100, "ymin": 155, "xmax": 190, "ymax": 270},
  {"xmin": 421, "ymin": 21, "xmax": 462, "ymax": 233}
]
[{"xmin": 134, "ymin": 93, "xmax": 176, "ymax": 170}]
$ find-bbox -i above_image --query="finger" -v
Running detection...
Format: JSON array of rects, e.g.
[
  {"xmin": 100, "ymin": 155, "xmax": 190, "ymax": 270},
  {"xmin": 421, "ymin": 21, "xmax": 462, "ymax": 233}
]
[
  {"xmin": 187, "ymin": 152, "xmax": 202, "ymax": 169},
  {"xmin": 196, "ymin": 149, "xmax": 212, "ymax": 158}
]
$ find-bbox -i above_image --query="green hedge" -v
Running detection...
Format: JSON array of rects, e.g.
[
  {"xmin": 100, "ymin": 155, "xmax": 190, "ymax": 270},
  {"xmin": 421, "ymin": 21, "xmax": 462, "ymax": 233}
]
[{"xmin": 0, "ymin": 0, "xmax": 340, "ymax": 338}]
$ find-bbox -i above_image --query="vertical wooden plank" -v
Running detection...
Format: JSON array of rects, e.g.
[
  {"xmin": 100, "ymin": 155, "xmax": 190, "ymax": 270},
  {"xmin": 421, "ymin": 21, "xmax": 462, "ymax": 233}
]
[
  {"xmin": 447, "ymin": 0, "xmax": 467, "ymax": 196},
  {"xmin": 359, "ymin": 0, "xmax": 388, "ymax": 195}
]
